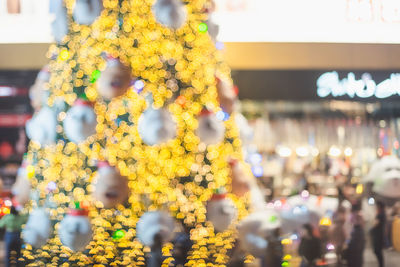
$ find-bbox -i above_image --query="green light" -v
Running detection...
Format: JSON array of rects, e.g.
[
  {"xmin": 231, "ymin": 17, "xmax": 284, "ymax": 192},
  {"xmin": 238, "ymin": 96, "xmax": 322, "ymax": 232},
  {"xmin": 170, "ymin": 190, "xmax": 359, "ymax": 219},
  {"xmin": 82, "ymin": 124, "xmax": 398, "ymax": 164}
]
[
  {"xmin": 74, "ymin": 201, "xmax": 80, "ymax": 209},
  {"xmin": 90, "ymin": 69, "xmax": 101, "ymax": 83},
  {"xmin": 198, "ymin": 23, "xmax": 208, "ymax": 33},
  {"xmin": 282, "ymin": 261, "xmax": 289, "ymax": 267},
  {"xmin": 269, "ymin": 215, "xmax": 278, "ymax": 223},
  {"xmin": 112, "ymin": 230, "xmax": 125, "ymax": 240}
]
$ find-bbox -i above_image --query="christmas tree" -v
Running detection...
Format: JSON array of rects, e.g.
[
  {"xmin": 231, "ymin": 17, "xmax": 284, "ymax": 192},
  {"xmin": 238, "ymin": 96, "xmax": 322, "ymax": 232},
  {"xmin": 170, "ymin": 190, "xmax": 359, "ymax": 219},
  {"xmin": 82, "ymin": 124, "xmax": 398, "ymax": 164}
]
[{"xmin": 19, "ymin": 0, "xmax": 256, "ymax": 266}]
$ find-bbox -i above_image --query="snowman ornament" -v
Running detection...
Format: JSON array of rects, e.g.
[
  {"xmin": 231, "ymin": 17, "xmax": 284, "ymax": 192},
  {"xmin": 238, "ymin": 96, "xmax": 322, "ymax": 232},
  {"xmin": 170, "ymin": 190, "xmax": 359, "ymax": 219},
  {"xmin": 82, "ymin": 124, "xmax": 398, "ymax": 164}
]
[
  {"xmin": 206, "ymin": 191, "xmax": 237, "ymax": 232},
  {"xmin": 73, "ymin": 0, "xmax": 103, "ymax": 25},
  {"xmin": 93, "ymin": 162, "xmax": 130, "ymax": 208},
  {"xmin": 97, "ymin": 55, "xmax": 132, "ymax": 100},
  {"xmin": 136, "ymin": 211, "xmax": 175, "ymax": 247},
  {"xmin": 11, "ymin": 160, "xmax": 32, "ymax": 206},
  {"xmin": 59, "ymin": 207, "xmax": 92, "ymax": 252},
  {"xmin": 23, "ymin": 208, "xmax": 52, "ymax": 248},
  {"xmin": 26, "ymin": 106, "xmax": 57, "ymax": 146},
  {"xmin": 196, "ymin": 108, "xmax": 225, "ymax": 145},
  {"xmin": 152, "ymin": 0, "xmax": 187, "ymax": 29},
  {"xmin": 138, "ymin": 103, "xmax": 177, "ymax": 146},
  {"xmin": 63, "ymin": 99, "xmax": 97, "ymax": 144}
]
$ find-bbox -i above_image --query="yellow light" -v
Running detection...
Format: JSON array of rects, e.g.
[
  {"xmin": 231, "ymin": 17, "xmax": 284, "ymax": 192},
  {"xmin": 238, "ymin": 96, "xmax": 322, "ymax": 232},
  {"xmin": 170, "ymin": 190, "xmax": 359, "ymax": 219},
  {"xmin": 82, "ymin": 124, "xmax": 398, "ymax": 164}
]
[
  {"xmin": 59, "ymin": 49, "xmax": 70, "ymax": 61},
  {"xmin": 356, "ymin": 184, "xmax": 364, "ymax": 195},
  {"xmin": 26, "ymin": 165, "xmax": 35, "ymax": 179},
  {"xmin": 281, "ymin": 238, "xmax": 292, "ymax": 245},
  {"xmin": 283, "ymin": 254, "xmax": 292, "ymax": 261},
  {"xmin": 2, "ymin": 207, "xmax": 9, "ymax": 215},
  {"xmin": 320, "ymin": 217, "xmax": 332, "ymax": 226}
]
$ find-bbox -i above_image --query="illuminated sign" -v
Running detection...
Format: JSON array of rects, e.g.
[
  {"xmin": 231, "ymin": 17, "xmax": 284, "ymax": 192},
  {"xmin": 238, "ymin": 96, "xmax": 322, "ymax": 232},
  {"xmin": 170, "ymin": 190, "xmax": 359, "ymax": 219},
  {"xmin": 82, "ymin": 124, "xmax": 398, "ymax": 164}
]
[{"xmin": 317, "ymin": 71, "xmax": 400, "ymax": 98}]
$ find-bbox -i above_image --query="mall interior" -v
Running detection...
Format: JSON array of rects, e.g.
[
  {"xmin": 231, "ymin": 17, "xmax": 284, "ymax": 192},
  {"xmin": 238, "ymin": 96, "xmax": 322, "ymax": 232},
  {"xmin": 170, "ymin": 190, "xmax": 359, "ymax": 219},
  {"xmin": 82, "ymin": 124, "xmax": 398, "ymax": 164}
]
[{"xmin": 1, "ymin": 0, "xmax": 400, "ymax": 266}]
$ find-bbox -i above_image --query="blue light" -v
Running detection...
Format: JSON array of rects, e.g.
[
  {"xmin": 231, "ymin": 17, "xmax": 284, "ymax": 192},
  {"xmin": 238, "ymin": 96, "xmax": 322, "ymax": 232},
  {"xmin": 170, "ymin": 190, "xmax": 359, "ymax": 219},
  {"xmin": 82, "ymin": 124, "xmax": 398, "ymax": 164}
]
[
  {"xmin": 215, "ymin": 42, "xmax": 225, "ymax": 50},
  {"xmin": 223, "ymin": 111, "xmax": 230, "ymax": 121},
  {"xmin": 47, "ymin": 181, "xmax": 57, "ymax": 192},
  {"xmin": 134, "ymin": 80, "xmax": 145, "ymax": 93},
  {"xmin": 216, "ymin": 111, "xmax": 225, "ymax": 121},
  {"xmin": 249, "ymin": 153, "xmax": 262, "ymax": 165},
  {"xmin": 252, "ymin": 165, "xmax": 263, "ymax": 177}
]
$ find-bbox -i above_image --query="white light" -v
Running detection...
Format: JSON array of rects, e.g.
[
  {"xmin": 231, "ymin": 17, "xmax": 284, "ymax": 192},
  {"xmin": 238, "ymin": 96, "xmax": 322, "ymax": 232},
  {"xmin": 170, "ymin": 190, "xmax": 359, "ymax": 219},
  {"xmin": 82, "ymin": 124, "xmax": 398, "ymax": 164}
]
[
  {"xmin": 328, "ymin": 146, "xmax": 341, "ymax": 157},
  {"xmin": 274, "ymin": 200, "xmax": 282, "ymax": 208},
  {"xmin": 368, "ymin": 197, "xmax": 375, "ymax": 205},
  {"xmin": 249, "ymin": 153, "xmax": 263, "ymax": 165},
  {"xmin": 344, "ymin": 147, "xmax": 353, "ymax": 157},
  {"xmin": 4, "ymin": 200, "xmax": 12, "ymax": 207},
  {"xmin": 276, "ymin": 146, "xmax": 292, "ymax": 157},
  {"xmin": 296, "ymin": 146, "xmax": 309, "ymax": 157},
  {"xmin": 301, "ymin": 190, "xmax": 310, "ymax": 199},
  {"xmin": 327, "ymin": 243, "xmax": 335, "ymax": 251},
  {"xmin": 0, "ymin": 87, "xmax": 14, "ymax": 97},
  {"xmin": 216, "ymin": 111, "xmax": 225, "ymax": 121},
  {"xmin": 311, "ymin": 147, "xmax": 320, "ymax": 157},
  {"xmin": 134, "ymin": 80, "xmax": 145, "ymax": 90}
]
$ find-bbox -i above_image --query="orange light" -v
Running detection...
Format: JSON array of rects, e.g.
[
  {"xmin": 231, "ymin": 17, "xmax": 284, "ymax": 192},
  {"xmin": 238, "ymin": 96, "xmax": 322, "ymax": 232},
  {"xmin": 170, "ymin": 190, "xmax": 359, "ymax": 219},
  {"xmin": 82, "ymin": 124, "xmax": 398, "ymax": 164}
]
[{"xmin": 176, "ymin": 96, "xmax": 186, "ymax": 107}]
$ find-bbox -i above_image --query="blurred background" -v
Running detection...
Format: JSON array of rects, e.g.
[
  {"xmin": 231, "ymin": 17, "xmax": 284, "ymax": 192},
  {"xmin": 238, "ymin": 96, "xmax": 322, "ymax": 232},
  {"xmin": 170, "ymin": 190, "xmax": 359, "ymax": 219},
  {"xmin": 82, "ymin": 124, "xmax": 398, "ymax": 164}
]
[{"xmin": 1, "ymin": 1, "xmax": 400, "ymax": 266}]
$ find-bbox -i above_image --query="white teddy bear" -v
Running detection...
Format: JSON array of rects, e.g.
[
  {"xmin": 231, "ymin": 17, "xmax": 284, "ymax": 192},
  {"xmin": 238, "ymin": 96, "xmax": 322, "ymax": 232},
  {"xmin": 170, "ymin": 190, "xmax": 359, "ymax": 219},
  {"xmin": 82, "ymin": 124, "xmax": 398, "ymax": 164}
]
[
  {"xmin": 138, "ymin": 105, "xmax": 177, "ymax": 146},
  {"xmin": 93, "ymin": 162, "xmax": 130, "ymax": 208},
  {"xmin": 206, "ymin": 192, "xmax": 237, "ymax": 232},
  {"xmin": 136, "ymin": 211, "xmax": 175, "ymax": 247},
  {"xmin": 152, "ymin": 0, "xmax": 187, "ymax": 29},
  {"xmin": 26, "ymin": 106, "xmax": 57, "ymax": 146},
  {"xmin": 196, "ymin": 108, "xmax": 225, "ymax": 145},
  {"xmin": 59, "ymin": 208, "xmax": 92, "ymax": 252},
  {"xmin": 23, "ymin": 208, "xmax": 52, "ymax": 248},
  {"xmin": 63, "ymin": 99, "xmax": 97, "ymax": 144},
  {"xmin": 73, "ymin": 0, "xmax": 103, "ymax": 25},
  {"xmin": 29, "ymin": 65, "xmax": 50, "ymax": 112},
  {"xmin": 11, "ymin": 160, "xmax": 31, "ymax": 206},
  {"xmin": 97, "ymin": 55, "xmax": 132, "ymax": 100}
]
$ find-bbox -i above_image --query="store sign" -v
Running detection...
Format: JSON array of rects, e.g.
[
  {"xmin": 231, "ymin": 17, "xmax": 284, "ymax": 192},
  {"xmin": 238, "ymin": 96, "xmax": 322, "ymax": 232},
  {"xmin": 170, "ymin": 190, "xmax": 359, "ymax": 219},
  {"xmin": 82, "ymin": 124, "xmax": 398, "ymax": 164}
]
[{"xmin": 317, "ymin": 71, "xmax": 400, "ymax": 99}]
